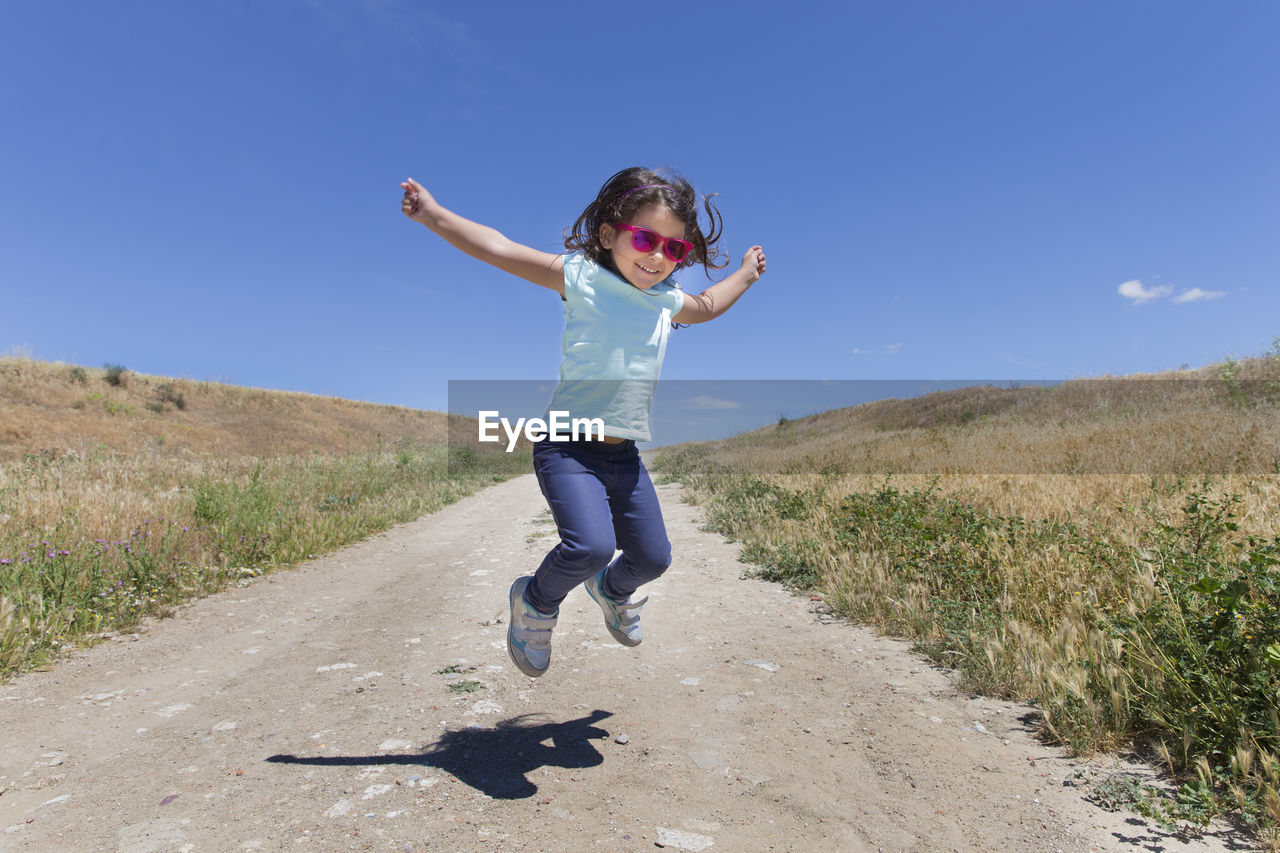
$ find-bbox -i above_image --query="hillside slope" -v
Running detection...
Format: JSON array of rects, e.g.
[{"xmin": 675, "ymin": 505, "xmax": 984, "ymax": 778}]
[{"xmin": 0, "ymin": 358, "xmax": 446, "ymax": 462}]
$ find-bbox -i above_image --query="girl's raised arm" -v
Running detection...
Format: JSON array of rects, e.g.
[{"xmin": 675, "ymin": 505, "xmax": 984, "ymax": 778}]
[
  {"xmin": 400, "ymin": 178, "xmax": 564, "ymax": 294},
  {"xmin": 672, "ymin": 245, "xmax": 766, "ymax": 324}
]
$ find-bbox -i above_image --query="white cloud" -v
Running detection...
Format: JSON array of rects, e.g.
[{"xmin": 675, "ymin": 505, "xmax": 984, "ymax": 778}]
[
  {"xmin": 884, "ymin": 343, "xmax": 903, "ymax": 354},
  {"xmin": 1118, "ymin": 279, "xmax": 1173, "ymax": 305},
  {"xmin": 1172, "ymin": 287, "xmax": 1226, "ymax": 304},
  {"xmin": 680, "ymin": 395, "xmax": 741, "ymax": 411},
  {"xmin": 853, "ymin": 344, "xmax": 904, "ymax": 356}
]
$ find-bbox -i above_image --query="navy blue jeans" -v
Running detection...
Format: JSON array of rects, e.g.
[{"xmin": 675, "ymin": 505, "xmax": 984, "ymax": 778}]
[{"xmin": 524, "ymin": 437, "xmax": 672, "ymax": 614}]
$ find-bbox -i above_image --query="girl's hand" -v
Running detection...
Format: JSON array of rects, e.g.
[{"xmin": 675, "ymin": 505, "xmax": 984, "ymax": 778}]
[
  {"xmin": 400, "ymin": 178, "xmax": 437, "ymax": 225},
  {"xmin": 742, "ymin": 245, "xmax": 766, "ymax": 283}
]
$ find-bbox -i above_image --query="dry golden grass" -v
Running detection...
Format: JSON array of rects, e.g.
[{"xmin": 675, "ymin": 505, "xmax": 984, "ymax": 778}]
[
  {"xmin": 0, "ymin": 356, "xmax": 455, "ymax": 557},
  {"xmin": 0, "ymin": 356, "xmax": 446, "ymax": 462},
  {"xmin": 0, "ymin": 357, "xmax": 521, "ymax": 676},
  {"xmin": 681, "ymin": 371, "xmax": 1280, "ymax": 534},
  {"xmin": 654, "ymin": 352, "xmax": 1280, "ymax": 838}
]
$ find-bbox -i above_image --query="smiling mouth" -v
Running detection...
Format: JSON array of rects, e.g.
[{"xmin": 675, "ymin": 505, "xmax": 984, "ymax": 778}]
[{"xmin": 636, "ymin": 263, "xmax": 660, "ymax": 275}]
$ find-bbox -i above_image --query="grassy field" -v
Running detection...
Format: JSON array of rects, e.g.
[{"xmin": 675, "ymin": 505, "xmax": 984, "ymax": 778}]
[
  {"xmin": 652, "ymin": 349, "xmax": 1280, "ymax": 843},
  {"xmin": 0, "ymin": 357, "xmax": 527, "ymax": 677}
]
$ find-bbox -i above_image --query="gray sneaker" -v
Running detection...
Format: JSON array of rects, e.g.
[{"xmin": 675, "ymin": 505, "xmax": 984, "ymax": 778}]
[
  {"xmin": 584, "ymin": 569, "xmax": 647, "ymax": 647},
  {"xmin": 507, "ymin": 576, "xmax": 556, "ymax": 677}
]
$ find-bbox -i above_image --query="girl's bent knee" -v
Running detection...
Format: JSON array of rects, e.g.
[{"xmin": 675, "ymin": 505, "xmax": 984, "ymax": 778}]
[
  {"xmin": 560, "ymin": 539, "xmax": 617, "ymax": 572},
  {"xmin": 632, "ymin": 542, "xmax": 672, "ymax": 578}
]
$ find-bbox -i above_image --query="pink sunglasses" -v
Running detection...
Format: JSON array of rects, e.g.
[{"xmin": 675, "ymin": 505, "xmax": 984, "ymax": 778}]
[{"xmin": 612, "ymin": 224, "xmax": 693, "ymax": 264}]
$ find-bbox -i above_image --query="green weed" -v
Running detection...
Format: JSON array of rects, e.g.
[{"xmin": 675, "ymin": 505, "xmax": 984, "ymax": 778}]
[{"xmin": 446, "ymin": 679, "xmax": 483, "ymax": 694}]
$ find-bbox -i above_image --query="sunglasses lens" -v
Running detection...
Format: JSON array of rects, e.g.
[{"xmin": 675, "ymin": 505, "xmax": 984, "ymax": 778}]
[
  {"xmin": 666, "ymin": 240, "xmax": 690, "ymax": 263},
  {"xmin": 630, "ymin": 228, "xmax": 658, "ymax": 253}
]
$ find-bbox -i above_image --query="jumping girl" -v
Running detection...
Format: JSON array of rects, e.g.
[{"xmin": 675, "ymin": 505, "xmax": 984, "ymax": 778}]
[{"xmin": 400, "ymin": 168, "xmax": 766, "ymax": 677}]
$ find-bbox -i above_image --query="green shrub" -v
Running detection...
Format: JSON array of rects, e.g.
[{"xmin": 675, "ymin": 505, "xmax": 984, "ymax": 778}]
[
  {"xmin": 103, "ymin": 363, "xmax": 127, "ymax": 387},
  {"xmin": 154, "ymin": 383, "xmax": 186, "ymax": 411}
]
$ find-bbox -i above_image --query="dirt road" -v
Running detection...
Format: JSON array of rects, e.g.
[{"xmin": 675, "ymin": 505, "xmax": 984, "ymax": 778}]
[{"xmin": 0, "ymin": 475, "xmax": 1247, "ymax": 851}]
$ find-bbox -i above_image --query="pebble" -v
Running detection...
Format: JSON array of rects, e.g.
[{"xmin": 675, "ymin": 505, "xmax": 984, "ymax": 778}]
[
  {"xmin": 615, "ymin": 733, "xmax": 630, "ymax": 744},
  {"xmin": 315, "ymin": 663, "xmax": 356, "ymax": 673},
  {"xmin": 687, "ymin": 750, "xmax": 726, "ymax": 770},
  {"xmin": 744, "ymin": 659, "xmax": 779, "ymax": 672},
  {"xmin": 325, "ymin": 799, "xmax": 355, "ymax": 818},
  {"xmin": 379, "ymin": 739, "xmax": 414, "ymax": 752},
  {"xmin": 117, "ymin": 819, "xmax": 188, "ymax": 852},
  {"xmin": 656, "ymin": 827, "xmax": 715, "ymax": 851}
]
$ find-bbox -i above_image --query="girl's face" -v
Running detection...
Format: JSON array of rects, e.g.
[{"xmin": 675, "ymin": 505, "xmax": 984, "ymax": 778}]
[{"xmin": 600, "ymin": 204, "xmax": 687, "ymax": 290}]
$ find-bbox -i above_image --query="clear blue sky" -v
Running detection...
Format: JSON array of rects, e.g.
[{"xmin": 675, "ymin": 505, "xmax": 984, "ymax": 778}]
[{"xmin": 2, "ymin": 1, "xmax": 1276, "ymax": 415}]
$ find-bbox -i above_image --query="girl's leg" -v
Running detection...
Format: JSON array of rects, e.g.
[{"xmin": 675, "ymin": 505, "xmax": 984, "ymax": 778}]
[
  {"xmin": 602, "ymin": 458, "xmax": 671, "ymax": 601},
  {"xmin": 525, "ymin": 443, "xmax": 617, "ymax": 614}
]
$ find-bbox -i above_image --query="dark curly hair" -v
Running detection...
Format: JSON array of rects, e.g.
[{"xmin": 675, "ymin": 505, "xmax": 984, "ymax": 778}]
[{"xmin": 564, "ymin": 167, "xmax": 727, "ymax": 278}]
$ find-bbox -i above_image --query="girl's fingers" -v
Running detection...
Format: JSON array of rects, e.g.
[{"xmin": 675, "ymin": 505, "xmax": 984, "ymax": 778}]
[{"xmin": 400, "ymin": 178, "xmax": 421, "ymax": 215}]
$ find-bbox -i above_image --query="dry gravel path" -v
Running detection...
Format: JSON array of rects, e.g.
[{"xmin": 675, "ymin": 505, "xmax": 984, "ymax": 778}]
[{"xmin": 0, "ymin": 475, "xmax": 1252, "ymax": 851}]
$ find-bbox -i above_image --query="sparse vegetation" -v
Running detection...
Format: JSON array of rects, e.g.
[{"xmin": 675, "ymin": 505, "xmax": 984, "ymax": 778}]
[
  {"xmin": 446, "ymin": 679, "xmax": 484, "ymax": 694},
  {"xmin": 154, "ymin": 382, "xmax": 186, "ymax": 411},
  {"xmin": 103, "ymin": 363, "xmax": 127, "ymax": 387},
  {"xmin": 0, "ymin": 356, "xmax": 528, "ymax": 678},
  {"xmin": 654, "ymin": 348, "xmax": 1280, "ymax": 843}
]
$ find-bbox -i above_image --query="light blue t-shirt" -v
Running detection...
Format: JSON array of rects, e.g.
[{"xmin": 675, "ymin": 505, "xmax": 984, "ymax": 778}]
[{"xmin": 546, "ymin": 252, "xmax": 686, "ymax": 441}]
